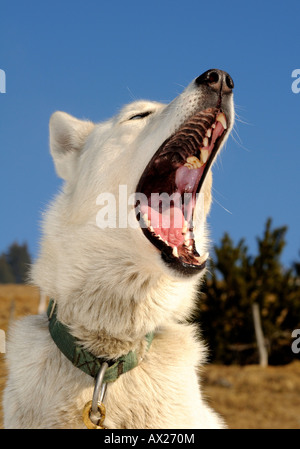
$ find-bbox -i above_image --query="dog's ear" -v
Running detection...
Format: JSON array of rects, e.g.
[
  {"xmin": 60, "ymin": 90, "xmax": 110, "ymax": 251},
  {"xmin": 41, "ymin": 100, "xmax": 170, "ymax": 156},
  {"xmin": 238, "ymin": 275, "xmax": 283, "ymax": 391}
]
[{"xmin": 49, "ymin": 111, "xmax": 95, "ymax": 180}]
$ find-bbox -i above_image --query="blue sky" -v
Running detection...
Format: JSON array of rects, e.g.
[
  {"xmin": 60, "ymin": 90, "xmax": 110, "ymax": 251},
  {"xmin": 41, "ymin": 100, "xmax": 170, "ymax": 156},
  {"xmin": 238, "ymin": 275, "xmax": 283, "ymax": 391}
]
[{"xmin": 0, "ymin": 0, "xmax": 299, "ymax": 268}]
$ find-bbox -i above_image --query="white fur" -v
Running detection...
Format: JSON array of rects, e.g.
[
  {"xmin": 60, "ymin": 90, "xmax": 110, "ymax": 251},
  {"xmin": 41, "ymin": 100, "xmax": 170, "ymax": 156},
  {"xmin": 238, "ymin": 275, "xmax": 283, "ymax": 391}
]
[{"xmin": 3, "ymin": 77, "xmax": 234, "ymax": 429}]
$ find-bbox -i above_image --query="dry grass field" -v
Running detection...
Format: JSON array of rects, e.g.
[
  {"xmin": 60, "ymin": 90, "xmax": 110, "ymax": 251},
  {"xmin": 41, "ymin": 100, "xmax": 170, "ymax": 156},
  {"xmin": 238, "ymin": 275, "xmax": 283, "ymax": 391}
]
[{"xmin": 0, "ymin": 284, "xmax": 299, "ymax": 429}]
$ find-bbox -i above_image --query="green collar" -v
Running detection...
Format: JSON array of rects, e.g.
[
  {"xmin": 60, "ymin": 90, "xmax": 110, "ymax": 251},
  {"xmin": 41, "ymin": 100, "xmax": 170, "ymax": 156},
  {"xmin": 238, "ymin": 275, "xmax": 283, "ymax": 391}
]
[{"xmin": 47, "ymin": 299, "xmax": 154, "ymax": 383}]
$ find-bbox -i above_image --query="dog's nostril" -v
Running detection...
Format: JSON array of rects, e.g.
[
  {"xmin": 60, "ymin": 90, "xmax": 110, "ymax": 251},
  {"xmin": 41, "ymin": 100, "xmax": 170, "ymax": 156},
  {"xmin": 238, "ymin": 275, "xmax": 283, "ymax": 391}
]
[
  {"xmin": 225, "ymin": 74, "xmax": 234, "ymax": 90},
  {"xmin": 195, "ymin": 70, "xmax": 219, "ymax": 87},
  {"xmin": 207, "ymin": 71, "xmax": 219, "ymax": 85},
  {"xmin": 195, "ymin": 69, "xmax": 234, "ymax": 93}
]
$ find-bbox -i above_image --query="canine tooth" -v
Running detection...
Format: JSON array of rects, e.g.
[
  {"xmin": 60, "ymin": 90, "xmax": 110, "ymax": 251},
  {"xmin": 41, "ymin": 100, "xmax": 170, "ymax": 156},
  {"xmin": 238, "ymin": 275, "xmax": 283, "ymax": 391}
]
[
  {"xmin": 182, "ymin": 220, "xmax": 188, "ymax": 234},
  {"xmin": 149, "ymin": 226, "xmax": 154, "ymax": 233},
  {"xmin": 212, "ymin": 123, "xmax": 216, "ymax": 129},
  {"xmin": 203, "ymin": 137, "xmax": 209, "ymax": 147},
  {"xmin": 205, "ymin": 128, "xmax": 212, "ymax": 138},
  {"xmin": 172, "ymin": 246, "xmax": 179, "ymax": 257},
  {"xmin": 216, "ymin": 112, "xmax": 227, "ymax": 129},
  {"xmin": 165, "ymin": 240, "xmax": 169, "ymax": 246},
  {"xmin": 200, "ymin": 149, "xmax": 209, "ymax": 164},
  {"xmin": 195, "ymin": 252, "xmax": 209, "ymax": 265},
  {"xmin": 184, "ymin": 162, "xmax": 194, "ymax": 170}
]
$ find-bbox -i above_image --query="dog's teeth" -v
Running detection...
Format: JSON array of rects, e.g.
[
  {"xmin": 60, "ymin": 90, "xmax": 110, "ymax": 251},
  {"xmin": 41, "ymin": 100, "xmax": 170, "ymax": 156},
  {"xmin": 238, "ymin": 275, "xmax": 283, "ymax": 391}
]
[
  {"xmin": 195, "ymin": 252, "xmax": 209, "ymax": 265},
  {"xmin": 149, "ymin": 226, "xmax": 154, "ymax": 233},
  {"xmin": 164, "ymin": 240, "xmax": 169, "ymax": 246},
  {"xmin": 205, "ymin": 128, "xmax": 212, "ymax": 138},
  {"xmin": 182, "ymin": 220, "xmax": 188, "ymax": 234},
  {"xmin": 184, "ymin": 236, "xmax": 193, "ymax": 246},
  {"xmin": 212, "ymin": 123, "xmax": 216, "ymax": 129},
  {"xmin": 183, "ymin": 239, "xmax": 193, "ymax": 251},
  {"xmin": 186, "ymin": 156, "xmax": 203, "ymax": 168},
  {"xmin": 143, "ymin": 213, "xmax": 150, "ymax": 227},
  {"xmin": 203, "ymin": 137, "xmax": 209, "ymax": 147},
  {"xmin": 200, "ymin": 149, "xmax": 209, "ymax": 164},
  {"xmin": 216, "ymin": 112, "xmax": 227, "ymax": 129},
  {"xmin": 172, "ymin": 246, "xmax": 179, "ymax": 257},
  {"xmin": 184, "ymin": 162, "xmax": 193, "ymax": 170},
  {"xmin": 184, "ymin": 231, "xmax": 193, "ymax": 240}
]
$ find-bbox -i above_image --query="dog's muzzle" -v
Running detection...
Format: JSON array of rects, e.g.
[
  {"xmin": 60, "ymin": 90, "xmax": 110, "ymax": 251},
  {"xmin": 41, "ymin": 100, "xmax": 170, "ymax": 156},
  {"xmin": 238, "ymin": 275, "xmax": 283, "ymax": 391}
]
[{"xmin": 135, "ymin": 69, "xmax": 234, "ymax": 276}]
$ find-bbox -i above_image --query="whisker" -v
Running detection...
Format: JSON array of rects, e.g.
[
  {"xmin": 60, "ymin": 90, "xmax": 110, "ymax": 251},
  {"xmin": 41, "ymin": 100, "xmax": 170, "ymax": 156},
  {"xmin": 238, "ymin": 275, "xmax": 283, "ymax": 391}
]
[
  {"xmin": 212, "ymin": 186, "xmax": 228, "ymax": 201},
  {"xmin": 126, "ymin": 86, "xmax": 139, "ymax": 101},
  {"xmin": 230, "ymin": 119, "xmax": 251, "ymax": 152},
  {"xmin": 234, "ymin": 106, "xmax": 253, "ymax": 127},
  {"xmin": 212, "ymin": 191, "xmax": 233, "ymax": 215},
  {"xmin": 173, "ymin": 82, "xmax": 186, "ymax": 89},
  {"xmin": 235, "ymin": 115, "xmax": 253, "ymax": 126}
]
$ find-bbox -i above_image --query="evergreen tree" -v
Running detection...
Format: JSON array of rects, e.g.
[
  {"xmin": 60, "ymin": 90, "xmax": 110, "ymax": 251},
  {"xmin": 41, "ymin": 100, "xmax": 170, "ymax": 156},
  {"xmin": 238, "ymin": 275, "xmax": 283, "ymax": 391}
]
[
  {"xmin": 292, "ymin": 251, "xmax": 300, "ymax": 278},
  {"xmin": 250, "ymin": 219, "xmax": 297, "ymax": 364},
  {"xmin": 0, "ymin": 254, "xmax": 15, "ymax": 283},
  {"xmin": 199, "ymin": 233, "xmax": 255, "ymax": 364},
  {"xmin": 198, "ymin": 218, "xmax": 300, "ymax": 365},
  {"xmin": 0, "ymin": 242, "xmax": 32, "ymax": 284}
]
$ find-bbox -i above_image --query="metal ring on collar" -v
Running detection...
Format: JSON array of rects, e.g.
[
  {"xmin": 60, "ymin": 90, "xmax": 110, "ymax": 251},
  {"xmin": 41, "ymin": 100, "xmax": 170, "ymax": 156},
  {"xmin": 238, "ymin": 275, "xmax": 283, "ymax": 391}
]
[{"xmin": 89, "ymin": 362, "xmax": 108, "ymax": 425}]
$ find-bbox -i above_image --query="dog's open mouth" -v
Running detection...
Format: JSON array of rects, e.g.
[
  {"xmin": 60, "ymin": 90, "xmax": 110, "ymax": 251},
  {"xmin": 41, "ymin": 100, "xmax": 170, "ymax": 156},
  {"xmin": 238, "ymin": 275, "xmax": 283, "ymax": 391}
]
[{"xmin": 136, "ymin": 107, "xmax": 227, "ymax": 275}]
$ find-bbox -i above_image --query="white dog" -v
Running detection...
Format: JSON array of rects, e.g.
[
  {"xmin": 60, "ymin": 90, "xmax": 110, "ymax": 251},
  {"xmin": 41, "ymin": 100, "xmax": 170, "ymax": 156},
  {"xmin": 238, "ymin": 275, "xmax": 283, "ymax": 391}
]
[{"xmin": 3, "ymin": 69, "xmax": 234, "ymax": 429}]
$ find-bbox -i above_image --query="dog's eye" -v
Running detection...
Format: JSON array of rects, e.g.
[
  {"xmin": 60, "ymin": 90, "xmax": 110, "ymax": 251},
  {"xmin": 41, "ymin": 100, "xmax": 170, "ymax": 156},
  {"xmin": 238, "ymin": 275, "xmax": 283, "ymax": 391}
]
[{"xmin": 129, "ymin": 111, "xmax": 152, "ymax": 120}]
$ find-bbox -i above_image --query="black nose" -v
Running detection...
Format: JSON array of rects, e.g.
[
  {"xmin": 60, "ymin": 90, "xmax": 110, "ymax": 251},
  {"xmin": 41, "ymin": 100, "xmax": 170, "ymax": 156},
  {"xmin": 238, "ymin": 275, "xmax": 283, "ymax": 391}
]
[{"xmin": 195, "ymin": 69, "xmax": 234, "ymax": 93}]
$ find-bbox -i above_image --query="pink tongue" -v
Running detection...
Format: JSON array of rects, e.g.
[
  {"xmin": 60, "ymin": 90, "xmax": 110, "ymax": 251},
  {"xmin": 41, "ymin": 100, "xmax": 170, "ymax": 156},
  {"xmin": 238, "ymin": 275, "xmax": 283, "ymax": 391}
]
[
  {"xmin": 139, "ymin": 165, "xmax": 204, "ymax": 248},
  {"xmin": 141, "ymin": 205, "xmax": 185, "ymax": 247},
  {"xmin": 138, "ymin": 119, "xmax": 225, "ymax": 249},
  {"xmin": 175, "ymin": 166, "xmax": 204, "ymax": 193}
]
